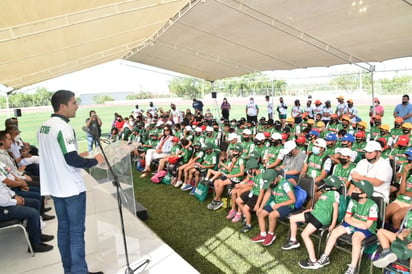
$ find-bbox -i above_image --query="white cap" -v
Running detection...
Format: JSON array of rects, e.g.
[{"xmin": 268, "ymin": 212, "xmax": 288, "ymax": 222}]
[
  {"xmin": 338, "ymin": 148, "xmax": 353, "ymax": 157},
  {"xmin": 255, "ymin": 133, "xmax": 265, "ymax": 141},
  {"xmin": 185, "ymin": 125, "xmax": 192, "ymax": 131},
  {"xmin": 195, "ymin": 127, "xmax": 202, "ymax": 132},
  {"xmin": 350, "ymin": 150, "xmax": 358, "ymax": 162},
  {"xmin": 364, "ymin": 141, "xmax": 382, "ymax": 152},
  {"xmin": 227, "ymin": 133, "xmax": 239, "ymax": 141},
  {"xmin": 282, "ymin": 140, "xmax": 297, "ymax": 154},
  {"xmin": 156, "ymin": 121, "xmax": 164, "ymax": 127},
  {"xmin": 242, "ymin": 129, "xmax": 252, "ymax": 135},
  {"xmin": 206, "ymin": 126, "xmax": 213, "ymax": 132},
  {"xmin": 271, "ymin": 133, "xmax": 282, "ymax": 140},
  {"xmin": 314, "ymin": 138, "xmax": 327, "ymax": 149},
  {"xmin": 166, "ymin": 121, "xmax": 173, "ymax": 125}
]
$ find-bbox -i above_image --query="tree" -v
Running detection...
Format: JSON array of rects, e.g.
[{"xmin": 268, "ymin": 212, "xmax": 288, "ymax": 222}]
[
  {"xmin": 380, "ymin": 75, "xmax": 412, "ymax": 94},
  {"xmin": 93, "ymin": 95, "xmax": 114, "ymax": 104},
  {"xmin": 330, "ymin": 71, "xmax": 371, "ymax": 93},
  {"xmin": 168, "ymin": 77, "xmax": 203, "ymax": 98}
]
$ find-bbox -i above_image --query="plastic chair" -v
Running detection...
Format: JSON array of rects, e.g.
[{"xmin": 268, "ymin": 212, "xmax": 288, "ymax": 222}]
[{"xmin": 0, "ymin": 219, "xmax": 34, "ymax": 256}]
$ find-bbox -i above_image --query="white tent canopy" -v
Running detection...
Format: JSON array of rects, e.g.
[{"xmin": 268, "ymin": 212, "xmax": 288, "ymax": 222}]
[{"xmin": 1, "ymin": 0, "xmax": 412, "ymax": 89}]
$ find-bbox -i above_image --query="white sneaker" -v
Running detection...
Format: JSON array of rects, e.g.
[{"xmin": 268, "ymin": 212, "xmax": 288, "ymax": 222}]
[{"xmin": 175, "ymin": 180, "xmax": 183, "ymax": 188}]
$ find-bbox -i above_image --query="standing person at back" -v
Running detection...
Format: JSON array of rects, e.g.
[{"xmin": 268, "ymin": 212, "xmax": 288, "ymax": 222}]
[
  {"xmin": 246, "ymin": 97, "xmax": 259, "ymax": 125},
  {"xmin": 277, "ymin": 97, "xmax": 288, "ymax": 128},
  {"xmin": 85, "ymin": 110, "xmax": 102, "ymax": 152},
  {"xmin": 335, "ymin": 95, "xmax": 348, "ymax": 119},
  {"xmin": 220, "ymin": 98, "xmax": 231, "ymax": 120},
  {"xmin": 37, "ymin": 90, "xmax": 105, "ymax": 274},
  {"xmin": 266, "ymin": 96, "xmax": 273, "ymax": 120},
  {"xmin": 394, "ymin": 94, "xmax": 412, "ymax": 123}
]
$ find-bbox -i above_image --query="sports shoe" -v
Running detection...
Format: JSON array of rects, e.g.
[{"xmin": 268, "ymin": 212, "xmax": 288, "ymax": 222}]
[
  {"xmin": 226, "ymin": 209, "xmax": 237, "ymax": 219},
  {"xmin": 231, "ymin": 213, "xmax": 242, "ymax": 223},
  {"xmin": 189, "ymin": 187, "xmax": 196, "ymax": 196},
  {"xmin": 40, "ymin": 234, "xmax": 54, "ymax": 242},
  {"xmin": 212, "ymin": 200, "xmax": 224, "ymax": 211},
  {"xmin": 207, "ymin": 200, "xmax": 217, "ymax": 210},
  {"xmin": 240, "ymin": 224, "xmax": 252, "ymax": 233},
  {"xmin": 262, "ymin": 233, "xmax": 276, "ymax": 246},
  {"xmin": 344, "ymin": 265, "xmax": 356, "ymax": 274},
  {"xmin": 298, "ymin": 258, "xmax": 319, "ymax": 269},
  {"xmin": 251, "ymin": 234, "xmax": 266, "ymax": 243},
  {"xmin": 174, "ymin": 180, "xmax": 183, "ymax": 188},
  {"xmin": 316, "ymin": 254, "xmax": 330, "ymax": 268},
  {"xmin": 181, "ymin": 184, "xmax": 193, "ymax": 191},
  {"xmin": 281, "ymin": 240, "xmax": 300, "ymax": 250},
  {"xmin": 31, "ymin": 243, "xmax": 53, "ymax": 253},
  {"xmin": 372, "ymin": 251, "xmax": 398, "ymax": 268}
]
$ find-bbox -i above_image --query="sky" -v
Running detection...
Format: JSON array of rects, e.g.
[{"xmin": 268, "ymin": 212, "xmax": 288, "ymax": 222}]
[{"xmin": 16, "ymin": 56, "xmax": 412, "ymax": 96}]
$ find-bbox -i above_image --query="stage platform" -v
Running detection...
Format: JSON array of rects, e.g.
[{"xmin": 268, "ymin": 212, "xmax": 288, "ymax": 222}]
[{"xmin": 0, "ymin": 171, "xmax": 198, "ymax": 274}]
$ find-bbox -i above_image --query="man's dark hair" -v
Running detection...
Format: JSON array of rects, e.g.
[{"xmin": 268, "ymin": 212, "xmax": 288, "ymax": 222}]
[
  {"xmin": 0, "ymin": 130, "xmax": 8, "ymax": 143},
  {"xmin": 403, "ymin": 94, "xmax": 409, "ymax": 100},
  {"xmin": 51, "ymin": 90, "xmax": 75, "ymax": 112}
]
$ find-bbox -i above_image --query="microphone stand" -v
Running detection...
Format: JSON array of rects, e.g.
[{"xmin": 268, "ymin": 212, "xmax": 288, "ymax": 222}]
[{"xmin": 94, "ymin": 136, "xmax": 150, "ymax": 273}]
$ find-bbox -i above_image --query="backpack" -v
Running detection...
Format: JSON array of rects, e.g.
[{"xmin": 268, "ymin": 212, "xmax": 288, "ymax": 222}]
[
  {"xmin": 294, "ymin": 185, "xmax": 307, "ymax": 209},
  {"xmin": 151, "ymin": 170, "xmax": 167, "ymax": 184},
  {"xmin": 161, "ymin": 173, "xmax": 172, "ymax": 185},
  {"xmin": 194, "ymin": 181, "xmax": 209, "ymax": 202}
]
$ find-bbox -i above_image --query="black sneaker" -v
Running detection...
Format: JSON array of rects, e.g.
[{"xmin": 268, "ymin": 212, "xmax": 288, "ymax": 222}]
[
  {"xmin": 88, "ymin": 272, "xmax": 104, "ymax": 274},
  {"xmin": 40, "ymin": 234, "xmax": 54, "ymax": 242},
  {"xmin": 41, "ymin": 213, "xmax": 55, "ymax": 221},
  {"xmin": 281, "ymin": 240, "xmax": 300, "ymax": 250},
  {"xmin": 316, "ymin": 254, "xmax": 330, "ymax": 268},
  {"xmin": 240, "ymin": 224, "xmax": 252, "ymax": 233},
  {"xmin": 298, "ymin": 258, "xmax": 319, "ymax": 269},
  {"xmin": 31, "ymin": 243, "xmax": 53, "ymax": 253}
]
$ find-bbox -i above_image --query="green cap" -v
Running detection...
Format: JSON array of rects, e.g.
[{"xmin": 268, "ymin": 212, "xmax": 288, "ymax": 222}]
[
  {"xmin": 262, "ymin": 169, "xmax": 277, "ymax": 184},
  {"xmin": 246, "ymin": 159, "xmax": 259, "ymax": 169},
  {"xmin": 353, "ymin": 180, "xmax": 374, "ymax": 197},
  {"xmin": 323, "ymin": 175, "xmax": 342, "ymax": 189},
  {"xmin": 232, "ymin": 143, "xmax": 243, "ymax": 152},
  {"xmin": 205, "ymin": 142, "xmax": 214, "ymax": 150}
]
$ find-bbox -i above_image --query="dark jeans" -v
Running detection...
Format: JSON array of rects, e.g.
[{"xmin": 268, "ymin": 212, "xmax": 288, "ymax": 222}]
[
  {"xmin": 12, "ymin": 186, "xmax": 45, "ymax": 214},
  {"xmin": 247, "ymin": 115, "xmax": 258, "ymax": 124},
  {"xmin": 221, "ymin": 109, "xmax": 229, "ymax": 120},
  {"xmin": 53, "ymin": 191, "xmax": 88, "ymax": 274},
  {"xmin": 0, "ymin": 198, "xmax": 41, "ymax": 246}
]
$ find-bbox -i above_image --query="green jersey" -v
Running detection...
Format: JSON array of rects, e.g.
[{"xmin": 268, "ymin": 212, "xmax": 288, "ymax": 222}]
[
  {"xmin": 396, "ymin": 175, "xmax": 412, "ymax": 204},
  {"xmin": 241, "ymin": 140, "xmax": 254, "ymax": 158},
  {"xmin": 180, "ymin": 147, "xmax": 192, "ymax": 164},
  {"xmin": 369, "ymin": 126, "xmax": 380, "ymax": 140},
  {"xmin": 170, "ymin": 144, "xmax": 180, "ymax": 155},
  {"xmin": 391, "ymin": 128, "xmax": 403, "ymax": 139},
  {"xmin": 390, "ymin": 147, "xmax": 408, "ymax": 162},
  {"xmin": 200, "ymin": 152, "xmax": 218, "ymax": 172},
  {"xmin": 346, "ymin": 198, "xmax": 378, "ymax": 233},
  {"xmin": 332, "ymin": 163, "xmax": 355, "ymax": 184},
  {"xmin": 404, "ymin": 210, "xmax": 412, "ymax": 241},
  {"xmin": 193, "ymin": 150, "xmax": 205, "ymax": 163},
  {"xmin": 312, "ymin": 190, "xmax": 340, "ymax": 225},
  {"xmin": 264, "ymin": 146, "xmax": 282, "ymax": 165},
  {"xmin": 306, "ymin": 153, "xmax": 332, "ymax": 178},
  {"xmin": 204, "ymin": 135, "xmax": 218, "ymax": 148},
  {"xmin": 229, "ymin": 157, "xmax": 245, "ymax": 183},
  {"xmin": 268, "ymin": 179, "xmax": 295, "ymax": 209},
  {"xmin": 250, "ymin": 173, "xmax": 269, "ymax": 196}
]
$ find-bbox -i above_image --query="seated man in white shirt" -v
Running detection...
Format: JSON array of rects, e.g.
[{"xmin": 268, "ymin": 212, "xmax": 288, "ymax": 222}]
[{"xmin": 350, "ymin": 141, "xmax": 392, "ymax": 203}]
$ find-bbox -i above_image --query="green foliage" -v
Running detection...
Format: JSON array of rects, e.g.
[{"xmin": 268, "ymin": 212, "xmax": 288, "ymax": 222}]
[
  {"xmin": 126, "ymin": 91, "xmax": 155, "ymax": 100},
  {"xmin": 168, "ymin": 77, "xmax": 204, "ymax": 98},
  {"xmin": 1, "ymin": 87, "xmax": 53, "ymax": 108},
  {"xmin": 380, "ymin": 75, "xmax": 412, "ymax": 94},
  {"xmin": 330, "ymin": 71, "xmax": 371, "ymax": 92},
  {"xmin": 93, "ymin": 95, "xmax": 114, "ymax": 104}
]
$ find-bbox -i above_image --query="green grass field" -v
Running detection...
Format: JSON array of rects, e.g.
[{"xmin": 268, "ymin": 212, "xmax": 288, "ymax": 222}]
[{"xmin": 1, "ymin": 101, "xmax": 392, "ymax": 273}]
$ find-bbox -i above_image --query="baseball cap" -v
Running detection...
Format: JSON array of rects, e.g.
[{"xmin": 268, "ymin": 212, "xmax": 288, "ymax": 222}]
[
  {"xmin": 395, "ymin": 117, "xmax": 404, "ymax": 123},
  {"xmin": 263, "ymin": 131, "xmax": 271, "ymax": 138},
  {"xmin": 336, "ymin": 95, "xmax": 344, "ymax": 100},
  {"xmin": 296, "ymin": 135, "xmax": 306, "ymax": 144},
  {"xmin": 358, "ymin": 121, "xmax": 367, "ymax": 128},
  {"xmin": 373, "ymin": 115, "xmax": 382, "ymax": 120},
  {"xmin": 302, "ymin": 113, "xmax": 309, "ymax": 119},
  {"xmin": 325, "ymin": 132, "xmax": 337, "ymax": 141},
  {"xmin": 248, "ymin": 151, "xmax": 260, "ymax": 159},
  {"xmin": 282, "ymin": 140, "xmax": 297, "ymax": 154},
  {"xmin": 227, "ymin": 133, "xmax": 238, "ymax": 141},
  {"xmin": 397, "ymin": 135, "xmax": 410, "ymax": 146},
  {"xmin": 206, "ymin": 126, "xmax": 213, "ymax": 132},
  {"xmin": 405, "ymin": 147, "xmax": 412, "ymax": 161},
  {"xmin": 307, "ymin": 119, "xmax": 315, "ymax": 125},
  {"xmin": 232, "ymin": 143, "xmax": 243, "ymax": 152},
  {"xmin": 315, "ymin": 100, "xmax": 322, "ymax": 105},
  {"xmin": 317, "ymin": 121, "xmax": 325, "ymax": 128},
  {"xmin": 402, "ymin": 122, "xmax": 412, "ymax": 129},
  {"xmin": 353, "ymin": 180, "xmax": 374, "ymax": 197},
  {"xmin": 374, "ymin": 97, "xmax": 380, "ymax": 102},
  {"xmin": 338, "ymin": 148, "xmax": 353, "ymax": 157},
  {"xmin": 330, "ymin": 114, "xmax": 338, "ymax": 119},
  {"xmin": 286, "ymin": 117, "xmax": 294, "ymax": 123},
  {"xmin": 309, "ymin": 129, "xmax": 320, "ymax": 137},
  {"xmin": 281, "ymin": 133, "xmax": 288, "ymax": 141},
  {"xmin": 195, "ymin": 127, "xmax": 202, "ymax": 132},
  {"xmin": 341, "ymin": 134, "xmax": 355, "ymax": 143},
  {"xmin": 314, "ymin": 138, "xmax": 327, "ymax": 148},
  {"xmin": 262, "ymin": 169, "xmax": 277, "ymax": 184},
  {"xmin": 355, "ymin": 131, "xmax": 366, "ymax": 138},
  {"xmin": 271, "ymin": 133, "xmax": 282, "ymax": 140},
  {"xmin": 347, "ymin": 99, "xmax": 353, "ymax": 103},
  {"xmin": 172, "ymin": 137, "xmax": 179, "ymax": 142},
  {"xmin": 246, "ymin": 159, "xmax": 259, "ymax": 170},
  {"xmin": 364, "ymin": 141, "xmax": 382, "ymax": 152},
  {"xmin": 341, "ymin": 115, "xmax": 350, "ymax": 121},
  {"xmin": 242, "ymin": 128, "xmax": 252, "ymax": 135},
  {"xmin": 255, "ymin": 133, "xmax": 265, "ymax": 141},
  {"xmin": 185, "ymin": 125, "xmax": 192, "ymax": 131},
  {"xmin": 323, "ymin": 175, "xmax": 342, "ymax": 189},
  {"xmin": 379, "ymin": 124, "xmax": 390, "ymax": 131},
  {"xmin": 156, "ymin": 120, "xmax": 164, "ymax": 127}
]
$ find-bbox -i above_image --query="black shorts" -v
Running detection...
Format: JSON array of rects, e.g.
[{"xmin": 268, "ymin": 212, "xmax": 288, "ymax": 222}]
[
  {"xmin": 240, "ymin": 191, "xmax": 258, "ymax": 209},
  {"xmin": 304, "ymin": 212, "xmax": 323, "ymax": 229}
]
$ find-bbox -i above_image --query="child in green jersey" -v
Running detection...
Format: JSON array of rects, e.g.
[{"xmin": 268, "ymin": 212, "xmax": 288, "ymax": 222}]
[
  {"xmin": 317, "ymin": 180, "xmax": 378, "ymax": 274},
  {"xmin": 282, "ymin": 175, "xmax": 341, "ymax": 269}
]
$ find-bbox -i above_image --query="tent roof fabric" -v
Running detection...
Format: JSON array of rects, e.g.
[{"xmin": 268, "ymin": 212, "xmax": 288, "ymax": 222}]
[{"xmin": 1, "ymin": 0, "xmax": 412, "ymax": 89}]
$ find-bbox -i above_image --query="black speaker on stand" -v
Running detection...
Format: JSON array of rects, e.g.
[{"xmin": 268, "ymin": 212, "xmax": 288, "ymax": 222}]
[
  {"xmin": 14, "ymin": 108, "xmax": 22, "ymax": 117},
  {"xmin": 211, "ymin": 92, "xmax": 217, "ymax": 99}
]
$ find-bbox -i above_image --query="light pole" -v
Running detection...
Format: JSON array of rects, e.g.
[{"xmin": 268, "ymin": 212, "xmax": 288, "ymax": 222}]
[{"xmin": 0, "ymin": 84, "xmax": 14, "ymax": 117}]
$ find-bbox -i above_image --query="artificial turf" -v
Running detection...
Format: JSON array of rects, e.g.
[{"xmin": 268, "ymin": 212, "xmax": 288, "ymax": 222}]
[{"xmin": 133, "ymin": 169, "xmax": 381, "ymax": 274}]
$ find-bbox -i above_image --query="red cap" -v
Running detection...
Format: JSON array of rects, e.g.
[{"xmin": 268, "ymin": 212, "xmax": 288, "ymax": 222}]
[
  {"xmin": 373, "ymin": 115, "xmax": 382, "ymax": 120},
  {"xmin": 397, "ymin": 135, "xmax": 410, "ymax": 146},
  {"xmin": 281, "ymin": 133, "xmax": 288, "ymax": 141},
  {"xmin": 302, "ymin": 112, "xmax": 309, "ymax": 118},
  {"xmin": 296, "ymin": 135, "xmax": 306, "ymax": 144},
  {"xmin": 355, "ymin": 131, "xmax": 366, "ymax": 138},
  {"xmin": 315, "ymin": 100, "xmax": 322, "ymax": 105},
  {"xmin": 172, "ymin": 137, "xmax": 179, "ymax": 142},
  {"xmin": 377, "ymin": 138, "xmax": 388, "ymax": 149},
  {"xmin": 263, "ymin": 131, "xmax": 271, "ymax": 138},
  {"xmin": 330, "ymin": 114, "xmax": 338, "ymax": 119}
]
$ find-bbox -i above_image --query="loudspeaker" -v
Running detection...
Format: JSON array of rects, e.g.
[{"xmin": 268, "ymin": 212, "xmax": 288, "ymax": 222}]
[
  {"xmin": 14, "ymin": 108, "xmax": 22, "ymax": 117},
  {"xmin": 135, "ymin": 201, "xmax": 148, "ymax": 221},
  {"xmin": 211, "ymin": 92, "xmax": 217, "ymax": 99}
]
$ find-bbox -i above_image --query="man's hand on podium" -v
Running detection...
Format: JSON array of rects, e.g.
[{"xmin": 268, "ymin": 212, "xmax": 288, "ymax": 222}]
[{"xmin": 95, "ymin": 153, "xmax": 105, "ymax": 164}]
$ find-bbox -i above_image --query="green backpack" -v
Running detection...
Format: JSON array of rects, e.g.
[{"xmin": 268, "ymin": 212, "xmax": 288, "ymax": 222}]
[{"xmin": 194, "ymin": 181, "xmax": 209, "ymax": 202}]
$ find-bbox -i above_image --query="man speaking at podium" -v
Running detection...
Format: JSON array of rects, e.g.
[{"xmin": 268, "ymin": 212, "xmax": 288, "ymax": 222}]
[{"xmin": 37, "ymin": 90, "xmax": 105, "ymax": 274}]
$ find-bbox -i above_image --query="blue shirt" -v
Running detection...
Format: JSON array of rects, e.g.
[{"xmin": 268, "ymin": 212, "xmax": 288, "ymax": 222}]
[{"xmin": 394, "ymin": 103, "xmax": 412, "ymax": 123}]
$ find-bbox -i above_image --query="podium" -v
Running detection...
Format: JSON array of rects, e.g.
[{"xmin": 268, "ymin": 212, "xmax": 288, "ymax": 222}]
[{"xmin": 89, "ymin": 141, "xmax": 137, "ymax": 216}]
